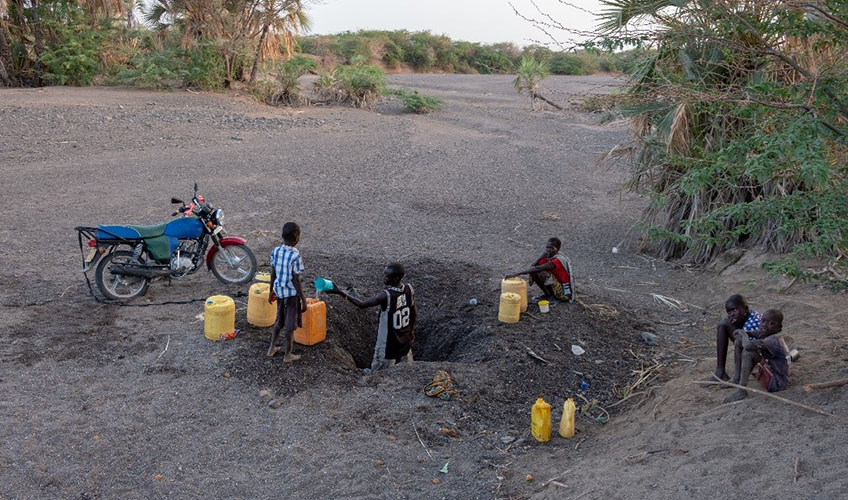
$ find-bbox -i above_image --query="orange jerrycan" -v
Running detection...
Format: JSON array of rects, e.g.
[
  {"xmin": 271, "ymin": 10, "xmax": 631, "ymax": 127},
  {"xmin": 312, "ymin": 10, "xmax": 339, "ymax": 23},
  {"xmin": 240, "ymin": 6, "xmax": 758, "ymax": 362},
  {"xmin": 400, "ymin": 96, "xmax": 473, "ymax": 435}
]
[
  {"xmin": 531, "ymin": 398, "xmax": 551, "ymax": 442},
  {"xmin": 559, "ymin": 398, "xmax": 576, "ymax": 438},
  {"xmin": 293, "ymin": 298, "xmax": 326, "ymax": 345}
]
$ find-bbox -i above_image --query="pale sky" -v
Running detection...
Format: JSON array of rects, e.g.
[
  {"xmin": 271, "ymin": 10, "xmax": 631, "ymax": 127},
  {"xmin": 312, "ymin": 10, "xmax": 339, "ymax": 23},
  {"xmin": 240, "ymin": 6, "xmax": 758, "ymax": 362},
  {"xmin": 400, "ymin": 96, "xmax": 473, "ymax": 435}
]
[{"xmin": 304, "ymin": 0, "xmax": 606, "ymax": 48}]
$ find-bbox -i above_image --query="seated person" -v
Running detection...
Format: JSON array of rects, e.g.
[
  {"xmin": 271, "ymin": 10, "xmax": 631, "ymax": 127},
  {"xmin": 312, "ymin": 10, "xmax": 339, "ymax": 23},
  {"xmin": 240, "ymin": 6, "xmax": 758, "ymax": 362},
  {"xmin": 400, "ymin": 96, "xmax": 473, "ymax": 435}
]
[
  {"xmin": 506, "ymin": 237, "xmax": 574, "ymax": 303},
  {"xmin": 710, "ymin": 294, "xmax": 762, "ymax": 382},
  {"xmin": 326, "ymin": 263, "xmax": 416, "ymax": 371},
  {"xmin": 724, "ymin": 309, "xmax": 790, "ymax": 403}
]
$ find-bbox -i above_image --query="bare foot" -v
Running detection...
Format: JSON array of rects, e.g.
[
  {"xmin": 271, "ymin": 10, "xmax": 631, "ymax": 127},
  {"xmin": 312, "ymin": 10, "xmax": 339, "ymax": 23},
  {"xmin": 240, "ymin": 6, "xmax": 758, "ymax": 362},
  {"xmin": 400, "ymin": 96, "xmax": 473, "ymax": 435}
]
[
  {"xmin": 266, "ymin": 346, "xmax": 281, "ymax": 358},
  {"xmin": 723, "ymin": 389, "xmax": 748, "ymax": 403},
  {"xmin": 729, "ymin": 376, "xmax": 740, "ymax": 385},
  {"xmin": 283, "ymin": 353, "xmax": 301, "ymax": 363},
  {"xmin": 700, "ymin": 373, "xmax": 729, "ymax": 386}
]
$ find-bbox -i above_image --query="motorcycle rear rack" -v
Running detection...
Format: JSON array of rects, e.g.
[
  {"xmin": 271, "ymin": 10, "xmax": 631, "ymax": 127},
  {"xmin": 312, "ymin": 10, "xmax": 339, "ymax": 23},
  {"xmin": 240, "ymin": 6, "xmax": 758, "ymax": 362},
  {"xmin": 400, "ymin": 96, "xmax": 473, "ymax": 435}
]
[{"xmin": 74, "ymin": 226, "xmax": 145, "ymax": 273}]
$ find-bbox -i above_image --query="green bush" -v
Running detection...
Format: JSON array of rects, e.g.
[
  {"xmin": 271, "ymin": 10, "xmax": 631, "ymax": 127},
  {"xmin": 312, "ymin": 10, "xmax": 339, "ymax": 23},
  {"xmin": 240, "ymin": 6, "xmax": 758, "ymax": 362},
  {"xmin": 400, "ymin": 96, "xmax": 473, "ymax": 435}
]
[
  {"xmin": 470, "ymin": 45, "xmax": 512, "ymax": 74},
  {"xmin": 381, "ymin": 40, "xmax": 404, "ymax": 68},
  {"xmin": 263, "ymin": 55, "xmax": 315, "ymax": 106},
  {"xmin": 114, "ymin": 50, "xmax": 188, "ymax": 88},
  {"xmin": 295, "ymin": 30, "xmax": 646, "ymax": 76},
  {"xmin": 248, "ymin": 80, "xmax": 278, "ymax": 103},
  {"xmin": 284, "ymin": 55, "xmax": 318, "ymax": 74},
  {"xmin": 114, "ymin": 42, "xmax": 226, "ymax": 89},
  {"xmin": 403, "ymin": 39, "xmax": 434, "ymax": 70},
  {"xmin": 312, "ymin": 70, "xmax": 339, "ymax": 101},
  {"xmin": 184, "ymin": 42, "xmax": 226, "ymax": 89},
  {"xmin": 295, "ymin": 31, "xmax": 561, "ymax": 75},
  {"xmin": 521, "ymin": 45, "xmax": 554, "ymax": 62},
  {"xmin": 40, "ymin": 24, "xmax": 104, "ymax": 85},
  {"xmin": 332, "ymin": 64, "xmax": 385, "ymax": 108},
  {"xmin": 332, "ymin": 32, "xmax": 372, "ymax": 64},
  {"xmin": 387, "ymin": 87, "xmax": 443, "ymax": 114},
  {"xmin": 549, "ymin": 53, "xmax": 588, "ymax": 75}
]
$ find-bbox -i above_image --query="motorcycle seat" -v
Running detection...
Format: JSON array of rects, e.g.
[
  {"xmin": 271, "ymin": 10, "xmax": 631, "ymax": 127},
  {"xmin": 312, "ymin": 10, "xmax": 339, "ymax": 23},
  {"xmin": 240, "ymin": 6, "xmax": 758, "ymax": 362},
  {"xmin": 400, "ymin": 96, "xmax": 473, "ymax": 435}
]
[
  {"xmin": 129, "ymin": 223, "xmax": 168, "ymax": 238},
  {"xmin": 96, "ymin": 223, "xmax": 168, "ymax": 240}
]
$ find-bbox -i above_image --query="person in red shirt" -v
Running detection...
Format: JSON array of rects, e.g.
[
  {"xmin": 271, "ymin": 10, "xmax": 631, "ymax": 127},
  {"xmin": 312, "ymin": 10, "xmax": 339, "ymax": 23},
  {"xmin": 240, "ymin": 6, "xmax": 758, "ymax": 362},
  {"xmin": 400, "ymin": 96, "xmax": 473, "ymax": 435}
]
[{"xmin": 506, "ymin": 237, "xmax": 575, "ymax": 302}]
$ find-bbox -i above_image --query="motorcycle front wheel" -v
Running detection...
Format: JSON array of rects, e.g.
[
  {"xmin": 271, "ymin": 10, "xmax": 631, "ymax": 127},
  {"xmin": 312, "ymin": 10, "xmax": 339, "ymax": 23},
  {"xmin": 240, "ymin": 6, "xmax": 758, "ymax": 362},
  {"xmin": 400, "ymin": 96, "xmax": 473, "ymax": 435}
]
[
  {"xmin": 95, "ymin": 250, "xmax": 150, "ymax": 301},
  {"xmin": 210, "ymin": 244, "xmax": 256, "ymax": 285}
]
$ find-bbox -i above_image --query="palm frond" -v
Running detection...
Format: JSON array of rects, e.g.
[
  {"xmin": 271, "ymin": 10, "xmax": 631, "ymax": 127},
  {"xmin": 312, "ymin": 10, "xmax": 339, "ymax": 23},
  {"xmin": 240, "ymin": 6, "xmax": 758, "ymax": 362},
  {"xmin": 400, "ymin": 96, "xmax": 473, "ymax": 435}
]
[
  {"xmin": 597, "ymin": 0, "xmax": 686, "ymax": 33},
  {"xmin": 667, "ymin": 103, "xmax": 691, "ymax": 154},
  {"xmin": 143, "ymin": 2, "xmax": 170, "ymax": 29}
]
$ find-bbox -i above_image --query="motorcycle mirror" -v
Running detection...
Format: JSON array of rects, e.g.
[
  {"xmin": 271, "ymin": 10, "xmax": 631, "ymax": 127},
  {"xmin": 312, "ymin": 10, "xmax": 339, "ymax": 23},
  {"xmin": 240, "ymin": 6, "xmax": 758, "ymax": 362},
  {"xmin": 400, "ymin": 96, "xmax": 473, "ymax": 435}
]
[
  {"xmin": 171, "ymin": 197, "xmax": 184, "ymax": 204},
  {"xmin": 193, "ymin": 181, "xmax": 198, "ymax": 194}
]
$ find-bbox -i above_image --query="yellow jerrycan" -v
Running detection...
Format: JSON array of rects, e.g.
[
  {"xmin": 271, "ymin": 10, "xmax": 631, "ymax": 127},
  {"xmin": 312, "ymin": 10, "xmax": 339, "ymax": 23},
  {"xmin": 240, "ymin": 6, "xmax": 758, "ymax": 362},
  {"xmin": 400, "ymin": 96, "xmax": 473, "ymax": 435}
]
[
  {"xmin": 501, "ymin": 277, "xmax": 528, "ymax": 312},
  {"xmin": 498, "ymin": 292, "xmax": 521, "ymax": 323},
  {"xmin": 247, "ymin": 282, "xmax": 277, "ymax": 327},
  {"xmin": 530, "ymin": 398, "xmax": 551, "ymax": 442},
  {"xmin": 559, "ymin": 398, "xmax": 576, "ymax": 438},
  {"xmin": 204, "ymin": 295, "xmax": 235, "ymax": 341}
]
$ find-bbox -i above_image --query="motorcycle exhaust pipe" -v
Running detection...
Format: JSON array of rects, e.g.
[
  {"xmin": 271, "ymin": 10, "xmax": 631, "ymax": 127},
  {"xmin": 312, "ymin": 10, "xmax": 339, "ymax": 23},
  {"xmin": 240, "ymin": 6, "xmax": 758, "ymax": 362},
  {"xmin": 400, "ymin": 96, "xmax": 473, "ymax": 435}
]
[{"xmin": 110, "ymin": 264, "xmax": 172, "ymax": 278}]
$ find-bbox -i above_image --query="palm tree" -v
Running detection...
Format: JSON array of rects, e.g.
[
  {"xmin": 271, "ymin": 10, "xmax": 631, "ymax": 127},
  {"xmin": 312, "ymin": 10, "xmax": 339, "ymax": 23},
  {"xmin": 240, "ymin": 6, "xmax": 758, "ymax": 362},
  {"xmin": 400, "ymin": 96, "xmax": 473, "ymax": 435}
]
[
  {"xmin": 513, "ymin": 56, "xmax": 560, "ymax": 110},
  {"xmin": 140, "ymin": 0, "xmax": 308, "ymax": 83},
  {"xmin": 79, "ymin": 0, "xmax": 125, "ymax": 21},
  {"xmin": 248, "ymin": 0, "xmax": 309, "ymax": 83},
  {"xmin": 596, "ymin": 0, "xmax": 848, "ymax": 265},
  {"xmin": 0, "ymin": 0, "xmax": 17, "ymax": 86}
]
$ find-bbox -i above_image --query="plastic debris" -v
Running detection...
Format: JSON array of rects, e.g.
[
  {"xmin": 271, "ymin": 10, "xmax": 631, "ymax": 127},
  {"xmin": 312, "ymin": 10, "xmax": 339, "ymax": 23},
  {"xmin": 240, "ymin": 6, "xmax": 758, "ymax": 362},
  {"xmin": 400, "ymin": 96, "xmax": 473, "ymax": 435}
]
[
  {"xmin": 424, "ymin": 370, "xmax": 458, "ymax": 400},
  {"xmin": 571, "ymin": 345, "xmax": 585, "ymax": 356}
]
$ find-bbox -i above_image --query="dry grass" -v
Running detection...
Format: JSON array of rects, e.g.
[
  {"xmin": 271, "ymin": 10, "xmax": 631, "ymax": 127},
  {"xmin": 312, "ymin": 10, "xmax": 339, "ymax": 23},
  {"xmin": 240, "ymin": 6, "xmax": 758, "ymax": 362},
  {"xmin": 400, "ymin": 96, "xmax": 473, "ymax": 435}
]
[
  {"xmin": 613, "ymin": 355, "xmax": 663, "ymax": 401},
  {"xmin": 576, "ymin": 297, "xmax": 620, "ymax": 318}
]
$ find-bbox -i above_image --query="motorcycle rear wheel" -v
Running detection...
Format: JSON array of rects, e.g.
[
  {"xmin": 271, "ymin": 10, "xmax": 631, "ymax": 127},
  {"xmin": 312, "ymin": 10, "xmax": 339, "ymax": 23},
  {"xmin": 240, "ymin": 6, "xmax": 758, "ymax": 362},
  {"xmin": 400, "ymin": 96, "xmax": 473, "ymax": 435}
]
[
  {"xmin": 210, "ymin": 244, "xmax": 256, "ymax": 285},
  {"xmin": 95, "ymin": 250, "xmax": 150, "ymax": 301}
]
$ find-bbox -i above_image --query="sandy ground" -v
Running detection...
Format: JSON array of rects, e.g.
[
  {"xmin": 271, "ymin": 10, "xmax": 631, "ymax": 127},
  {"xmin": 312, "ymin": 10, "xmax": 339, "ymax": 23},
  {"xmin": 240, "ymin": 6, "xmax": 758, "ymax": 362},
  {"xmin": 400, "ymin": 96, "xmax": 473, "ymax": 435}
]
[{"xmin": 0, "ymin": 75, "xmax": 846, "ymax": 499}]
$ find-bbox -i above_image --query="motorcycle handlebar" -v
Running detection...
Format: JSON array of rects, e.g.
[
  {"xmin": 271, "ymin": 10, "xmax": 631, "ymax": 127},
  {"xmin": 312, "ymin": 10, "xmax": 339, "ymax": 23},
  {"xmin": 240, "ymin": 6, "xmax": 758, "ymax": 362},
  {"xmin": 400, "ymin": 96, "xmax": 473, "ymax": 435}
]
[{"xmin": 172, "ymin": 205, "xmax": 190, "ymax": 217}]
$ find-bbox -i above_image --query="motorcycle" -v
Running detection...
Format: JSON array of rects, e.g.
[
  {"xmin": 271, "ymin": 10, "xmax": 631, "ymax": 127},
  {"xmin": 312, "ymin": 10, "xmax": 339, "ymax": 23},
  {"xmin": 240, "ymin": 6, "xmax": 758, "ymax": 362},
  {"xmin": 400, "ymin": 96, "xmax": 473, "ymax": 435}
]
[{"xmin": 75, "ymin": 183, "xmax": 257, "ymax": 301}]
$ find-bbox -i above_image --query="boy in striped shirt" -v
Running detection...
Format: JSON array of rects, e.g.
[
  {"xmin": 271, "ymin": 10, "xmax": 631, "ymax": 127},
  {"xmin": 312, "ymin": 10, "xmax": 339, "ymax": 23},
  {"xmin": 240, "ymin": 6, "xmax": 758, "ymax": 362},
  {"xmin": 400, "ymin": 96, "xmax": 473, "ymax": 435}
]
[
  {"xmin": 267, "ymin": 222, "xmax": 308, "ymax": 362},
  {"xmin": 709, "ymin": 294, "xmax": 762, "ymax": 382}
]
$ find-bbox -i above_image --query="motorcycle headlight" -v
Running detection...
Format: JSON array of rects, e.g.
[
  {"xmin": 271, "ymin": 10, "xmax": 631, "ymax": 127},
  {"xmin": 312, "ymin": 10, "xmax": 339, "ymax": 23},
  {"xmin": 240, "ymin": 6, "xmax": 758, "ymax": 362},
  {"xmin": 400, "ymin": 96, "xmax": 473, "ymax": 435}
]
[{"xmin": 214, "ymin": 208, "xmax": 224, "ymax": 225}]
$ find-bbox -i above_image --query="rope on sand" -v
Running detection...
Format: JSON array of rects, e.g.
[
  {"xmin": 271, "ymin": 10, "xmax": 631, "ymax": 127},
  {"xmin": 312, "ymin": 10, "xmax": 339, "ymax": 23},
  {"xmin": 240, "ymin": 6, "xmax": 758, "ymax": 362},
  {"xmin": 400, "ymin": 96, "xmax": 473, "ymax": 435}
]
[{"xmin": 696, "ymin": 378, "xmax": 834, "ymax": 417}]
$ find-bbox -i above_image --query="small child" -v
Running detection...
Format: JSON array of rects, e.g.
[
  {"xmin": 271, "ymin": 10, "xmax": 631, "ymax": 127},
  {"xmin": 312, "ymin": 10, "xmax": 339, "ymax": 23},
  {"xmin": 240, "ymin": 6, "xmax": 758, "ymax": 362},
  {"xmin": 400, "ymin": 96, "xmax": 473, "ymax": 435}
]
[
  {"xmin": 709, "ymin": 294, "xmax": 762, "ymax": 382},
  {"xmin": 327, "ymin": 263, "xmax": 416, "ymax": 372},
  {"xmin": 724, "ymin": 309, "xmax": 790, "ymax": 403},
  {"xmin": 267, "ymin": 222, "xmax": 308, "ymax": 362},
  {"xmin": 506, "ymin": 237, "xmax": 575, "ymax": 303}
]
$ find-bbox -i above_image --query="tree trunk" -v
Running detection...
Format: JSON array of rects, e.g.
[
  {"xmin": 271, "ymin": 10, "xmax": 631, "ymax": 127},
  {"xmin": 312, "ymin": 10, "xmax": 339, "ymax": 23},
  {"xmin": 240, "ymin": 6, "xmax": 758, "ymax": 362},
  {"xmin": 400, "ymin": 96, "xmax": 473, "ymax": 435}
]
[
  {"xmin": 31, "ymin": 0, "xmax": 44, "ymax": 85},
  {"xmin": 533, "ymin": 91, "xmax": 564, "ymax": 111},
  {"xmin": 126, "ymin": 2, "xmax": 134, "ymax": 29},
  {"xmin": 0, "ymin": 59, "xmax": 11, "ymax": 86},
  {"xmin": 248, "ymin": 25, "xmax": 268, "ymax": 84},
  {"xmin": 0, "ymin": 21, "xmax": 17, "ymax": 86}
]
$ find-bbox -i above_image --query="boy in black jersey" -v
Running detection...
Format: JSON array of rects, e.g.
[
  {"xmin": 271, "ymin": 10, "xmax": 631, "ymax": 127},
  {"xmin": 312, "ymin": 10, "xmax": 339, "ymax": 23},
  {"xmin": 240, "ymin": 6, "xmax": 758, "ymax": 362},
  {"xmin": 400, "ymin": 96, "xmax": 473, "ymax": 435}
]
[{"xmin": 327, "ymin": 263, "xmax": 416, "ymax": 371}]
